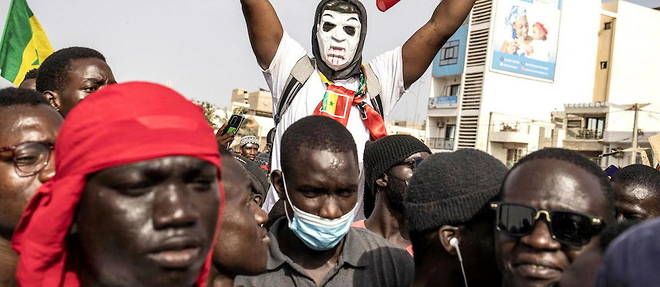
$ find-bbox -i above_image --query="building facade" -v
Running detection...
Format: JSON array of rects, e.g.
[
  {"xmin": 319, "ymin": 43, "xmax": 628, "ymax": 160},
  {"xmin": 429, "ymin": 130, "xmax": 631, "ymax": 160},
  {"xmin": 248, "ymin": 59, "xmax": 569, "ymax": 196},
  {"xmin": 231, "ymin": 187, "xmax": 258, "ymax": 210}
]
[
  {"xmin": 426, "ymin": 0, "xmax": 659, "ymax": 167},
  {"xmin": 230, "ymin": 88, "xmax": 275, "ymax": 149},
  {"xmin": 555, "ymin": 1, "xmax": 660, "ymax": 167}
]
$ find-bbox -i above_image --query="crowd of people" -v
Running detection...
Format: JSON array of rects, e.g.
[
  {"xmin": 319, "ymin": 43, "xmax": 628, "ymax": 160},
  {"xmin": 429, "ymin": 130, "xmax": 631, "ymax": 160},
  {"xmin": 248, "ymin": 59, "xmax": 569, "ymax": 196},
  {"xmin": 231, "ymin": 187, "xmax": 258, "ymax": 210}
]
[{"xmin": 1, "ymin": 0, "xmax": 659, "ymax": 286}]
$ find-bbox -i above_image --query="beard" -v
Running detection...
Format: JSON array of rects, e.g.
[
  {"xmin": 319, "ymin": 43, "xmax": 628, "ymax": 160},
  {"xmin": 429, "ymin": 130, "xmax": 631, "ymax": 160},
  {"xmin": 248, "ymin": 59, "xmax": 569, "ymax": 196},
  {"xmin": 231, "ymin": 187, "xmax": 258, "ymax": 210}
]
[{"xmin": 384, "ymin": 175, "xmax": 407, "ymax": 214}]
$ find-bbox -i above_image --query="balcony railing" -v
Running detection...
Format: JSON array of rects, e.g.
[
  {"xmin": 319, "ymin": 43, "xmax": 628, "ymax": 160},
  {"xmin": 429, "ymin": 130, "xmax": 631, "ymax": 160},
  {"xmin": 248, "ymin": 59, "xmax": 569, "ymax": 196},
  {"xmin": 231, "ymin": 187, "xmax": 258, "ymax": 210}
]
[
  {"xmin": 428, "ymin": 96, "xmax": 458, "ymax": 108},
  {"xmin": 566, "ymin": 128, "xmax": 604, "ymax": 140},
  {"xmin": 429, "ymin": 137, "xmax": 455, "ymax": 150}
]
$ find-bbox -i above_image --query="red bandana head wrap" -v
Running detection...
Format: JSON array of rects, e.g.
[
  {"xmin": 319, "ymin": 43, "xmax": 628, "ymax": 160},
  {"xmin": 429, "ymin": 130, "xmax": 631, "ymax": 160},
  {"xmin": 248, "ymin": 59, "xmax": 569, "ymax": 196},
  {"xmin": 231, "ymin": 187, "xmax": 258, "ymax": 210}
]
[{"xmin": 12, "ymin": 82, "xmax": 223, "ymax": 287}]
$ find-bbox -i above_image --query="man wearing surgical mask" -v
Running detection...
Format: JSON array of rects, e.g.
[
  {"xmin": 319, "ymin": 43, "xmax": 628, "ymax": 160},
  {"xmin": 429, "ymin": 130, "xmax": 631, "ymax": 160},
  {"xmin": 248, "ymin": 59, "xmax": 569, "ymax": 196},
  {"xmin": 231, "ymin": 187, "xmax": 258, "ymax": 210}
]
[
  {"xmin": 239, "ymin": 0, "xmax": 477, "ymax": 213},
  {"xmin": 235, "ymin": 116, "xmax": 414, "ymax": 287}
]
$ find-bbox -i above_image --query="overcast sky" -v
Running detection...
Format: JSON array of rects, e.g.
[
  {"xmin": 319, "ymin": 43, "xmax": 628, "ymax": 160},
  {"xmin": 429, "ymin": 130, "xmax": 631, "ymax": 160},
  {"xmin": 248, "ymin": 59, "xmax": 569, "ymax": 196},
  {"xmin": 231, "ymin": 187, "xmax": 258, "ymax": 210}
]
[
  {"xmin": 0, "ymin": 0, "xmax": 443, "ymax": 123},
  {"xmin": 1, "ymin": 0, "xmax": 659, "ymax": 123}
]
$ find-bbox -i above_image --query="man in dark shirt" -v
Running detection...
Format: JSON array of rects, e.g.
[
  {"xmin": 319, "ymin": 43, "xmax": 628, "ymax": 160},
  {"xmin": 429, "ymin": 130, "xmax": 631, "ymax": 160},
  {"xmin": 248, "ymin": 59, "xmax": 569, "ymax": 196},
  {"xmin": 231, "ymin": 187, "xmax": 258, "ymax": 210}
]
[
  {"xmin": 405, "ymin": 149, "xmax": 507, "ymax": 287},
  {"xmin": 235, "ymin": 116, "xmax": 413, "ymax": 287}
]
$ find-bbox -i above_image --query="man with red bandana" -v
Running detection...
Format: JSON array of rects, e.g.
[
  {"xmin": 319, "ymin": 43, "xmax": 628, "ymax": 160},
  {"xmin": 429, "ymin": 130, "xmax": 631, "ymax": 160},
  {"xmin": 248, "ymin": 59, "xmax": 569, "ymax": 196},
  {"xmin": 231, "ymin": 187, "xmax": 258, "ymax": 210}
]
[{"xmin": 12, "ymin": 82, "xmax": 224, "ymax": 287}]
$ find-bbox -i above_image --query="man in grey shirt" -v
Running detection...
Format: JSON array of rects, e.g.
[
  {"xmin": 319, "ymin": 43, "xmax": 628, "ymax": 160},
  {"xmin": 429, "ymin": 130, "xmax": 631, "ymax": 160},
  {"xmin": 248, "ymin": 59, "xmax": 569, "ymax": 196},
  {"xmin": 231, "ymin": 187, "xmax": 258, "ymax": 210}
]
[{"xmin": 235, "ymin": 116, "xmax": 413, "ymax": 287}]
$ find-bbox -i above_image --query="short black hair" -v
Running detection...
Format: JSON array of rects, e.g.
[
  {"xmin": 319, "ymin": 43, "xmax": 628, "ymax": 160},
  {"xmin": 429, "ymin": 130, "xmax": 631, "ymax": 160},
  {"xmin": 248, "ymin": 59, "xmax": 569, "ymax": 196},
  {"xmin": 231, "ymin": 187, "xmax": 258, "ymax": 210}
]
[
  {"xmin": 505, "ymin": 148, "xmax": 614, "ymax": 217},
  {"xmin": 0, "ymin": 87, "xmax": 50, "ymax": 107},
  {"xmin": 23, "ymin": 68, "xmax": 38, "ymax": 80},
  {"xmin": 280, "ymin": 115, "xmax": 357, "ymax": 174},
  {"xmin": 36, "ymin": 47, "xmax": 107, "ymax": 92},
  {"xmin": 612, "ymin": 164, "xmax": 660, "ymax": 193}
]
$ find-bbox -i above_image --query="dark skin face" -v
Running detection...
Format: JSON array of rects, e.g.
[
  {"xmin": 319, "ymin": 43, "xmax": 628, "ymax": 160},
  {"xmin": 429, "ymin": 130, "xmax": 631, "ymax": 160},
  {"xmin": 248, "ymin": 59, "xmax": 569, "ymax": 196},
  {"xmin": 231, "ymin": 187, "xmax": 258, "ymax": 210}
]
[
  {"xmin": 18, "ymin": 78, "xmax": 36, "ymax": 90},
  {"xmin": 45, "ymin": 57, "xmax": 116, "ymax": 117},
  {"xmin": 379, "ymin": 152, "xmax": 431, "ymax": 213},
  {"xmin": 459, "ymin": 216, "xmax": 501, "ymax": 286},
  {"xmin": 213, "ymin": 155, "xmax": 269, "ymax": 276},
  {"xmin": 496, "ymin": 159, "xmax": 610, "ymax": 287},
  {"xmin": 613, "ymin": 182, "xmax": 660, "ymax": 222},
  {"xmin": 276, "ymin": 149, "xmax": 359, "ymax": 219},
  {"xmin": 271, "ymin": 148, "xmax": 359, "ymax": 285},
  {"xmin": 77, "ymin": 156, "xmax": 219, "ymax": 287},
  {"xmin": 240, "ymin": 144, "xmax": 259, "ymax": 161},
  {"xmin": 0, "ymin": 105, "xmax": 61, "ymax": 238}
]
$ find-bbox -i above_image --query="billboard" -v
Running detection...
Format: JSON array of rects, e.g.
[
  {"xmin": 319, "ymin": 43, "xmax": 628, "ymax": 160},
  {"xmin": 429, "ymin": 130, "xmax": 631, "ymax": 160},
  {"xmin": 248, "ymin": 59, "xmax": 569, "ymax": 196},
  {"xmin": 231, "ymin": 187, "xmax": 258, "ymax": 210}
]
[{"xmin": 491, "ymin": 0, "xmax": 562, "ymax": 81}]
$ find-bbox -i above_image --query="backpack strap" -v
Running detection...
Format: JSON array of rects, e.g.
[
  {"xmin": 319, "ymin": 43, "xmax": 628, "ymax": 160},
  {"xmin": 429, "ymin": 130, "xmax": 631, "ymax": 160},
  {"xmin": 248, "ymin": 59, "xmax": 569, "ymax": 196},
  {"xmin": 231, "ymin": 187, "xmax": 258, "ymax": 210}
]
[
  {"xmin": 274, "ymin": 56, "xmax": 315, "ymax": 125},
  {"xmin": 363, "ymin": 64, "xmax": 384, "ymax": 116}
]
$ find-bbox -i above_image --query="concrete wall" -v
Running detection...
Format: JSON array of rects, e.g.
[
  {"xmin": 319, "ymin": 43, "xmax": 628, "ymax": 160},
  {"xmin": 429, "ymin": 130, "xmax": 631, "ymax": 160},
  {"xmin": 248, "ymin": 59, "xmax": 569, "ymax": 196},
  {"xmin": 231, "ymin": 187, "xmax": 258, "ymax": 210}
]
[
  {"xmin": 603, "ymin": 1, "xmax": 660, "ymax": 140},
  {"xmin": 432, "ymin": 24, "xmax": 469, "ymax": 77},
  {"xmin": 593, "ymin": 13, "xmax": 615, "ymax": 102},
  {"xmin": 607, "ymin": 1, "xmax": 660, "ymax": 106}
]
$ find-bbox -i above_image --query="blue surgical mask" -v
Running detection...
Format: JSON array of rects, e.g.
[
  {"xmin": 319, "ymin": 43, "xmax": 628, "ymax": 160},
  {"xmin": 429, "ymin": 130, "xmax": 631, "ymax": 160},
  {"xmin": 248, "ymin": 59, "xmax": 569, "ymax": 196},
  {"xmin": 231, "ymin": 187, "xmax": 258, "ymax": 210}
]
[{"xmin": 281, "ymin": 173, "xmax": 358, "ymax": 251}]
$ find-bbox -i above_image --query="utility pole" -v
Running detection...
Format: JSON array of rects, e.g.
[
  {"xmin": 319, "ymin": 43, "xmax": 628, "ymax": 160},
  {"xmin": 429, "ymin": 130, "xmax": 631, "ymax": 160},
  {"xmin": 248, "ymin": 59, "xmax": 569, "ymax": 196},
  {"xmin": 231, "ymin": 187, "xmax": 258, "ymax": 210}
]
[
  {"xmin": 631, "ymin": 103, "xmax": 640, "ymax": 165},
  {"xmin": 627, "ymin": 103, "xmax": 650, "ymax": 165}
]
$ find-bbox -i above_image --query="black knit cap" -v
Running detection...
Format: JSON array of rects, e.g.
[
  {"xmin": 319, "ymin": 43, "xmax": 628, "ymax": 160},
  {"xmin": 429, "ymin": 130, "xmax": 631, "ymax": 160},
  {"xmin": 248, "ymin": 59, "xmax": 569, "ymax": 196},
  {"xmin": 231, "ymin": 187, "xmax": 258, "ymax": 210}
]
[
  {"xmin": 364, "ymin": 135, "xmax": 431, "ymax": 193},
  {"xmin": 404, "ymin": 149, "xmax": 508, "ymax": 233}
]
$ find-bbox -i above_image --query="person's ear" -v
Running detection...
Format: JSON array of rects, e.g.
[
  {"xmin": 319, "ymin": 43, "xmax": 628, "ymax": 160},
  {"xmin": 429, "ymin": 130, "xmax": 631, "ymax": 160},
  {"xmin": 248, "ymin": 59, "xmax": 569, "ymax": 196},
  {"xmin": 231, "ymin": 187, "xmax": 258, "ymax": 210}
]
[
  {"xmin": 43, "ymin": 91, "xmax": 61, "ymax": 111},
  {"xmin": 270, "ymin": 170, "xmax": 286, "ymax": 200},
  {"xmin": 375, "ymin": 173, "xmax": 388, "ymax": 189},
  {"xmin": 438, "ymin": 225, "xmax": 461, "ymax": 255}
]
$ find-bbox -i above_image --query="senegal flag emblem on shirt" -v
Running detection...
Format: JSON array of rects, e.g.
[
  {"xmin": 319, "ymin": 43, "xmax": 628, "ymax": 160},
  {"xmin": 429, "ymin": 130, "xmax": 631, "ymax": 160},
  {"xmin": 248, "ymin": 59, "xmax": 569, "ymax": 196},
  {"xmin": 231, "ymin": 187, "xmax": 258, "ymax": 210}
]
[
  {"xmin": 0, "ymin": 0, "xmax": 53, "ymax": 85},
  {"xmin": 320, "ymin": 85, "xmax": 352, "ymax": 119}
]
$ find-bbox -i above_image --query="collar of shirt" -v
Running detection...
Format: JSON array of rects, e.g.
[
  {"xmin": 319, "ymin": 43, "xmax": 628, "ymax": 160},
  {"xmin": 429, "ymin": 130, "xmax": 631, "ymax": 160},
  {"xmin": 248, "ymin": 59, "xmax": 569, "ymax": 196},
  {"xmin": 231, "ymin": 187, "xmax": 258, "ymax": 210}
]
[{"xmin": 266, "ymin": 217, "xmax": 369, "ymax": 271}]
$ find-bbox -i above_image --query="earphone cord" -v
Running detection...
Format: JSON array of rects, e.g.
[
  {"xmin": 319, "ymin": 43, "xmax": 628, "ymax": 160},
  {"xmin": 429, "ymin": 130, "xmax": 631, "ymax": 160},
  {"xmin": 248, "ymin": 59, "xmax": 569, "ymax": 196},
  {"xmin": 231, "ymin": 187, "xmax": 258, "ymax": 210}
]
[{"xmin": 456, "ymin": 246, "xmax": 469, "ymax": 287}]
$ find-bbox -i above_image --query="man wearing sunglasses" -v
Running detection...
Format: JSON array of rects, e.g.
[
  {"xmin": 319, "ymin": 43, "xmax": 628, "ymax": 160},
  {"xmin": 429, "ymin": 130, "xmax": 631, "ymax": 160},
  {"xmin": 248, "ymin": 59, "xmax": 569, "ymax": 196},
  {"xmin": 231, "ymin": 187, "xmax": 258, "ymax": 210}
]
[
  {"xmin": 404, "ymin": 149, "xmax": 508, "ymax": 287},
  {"xmin": 0, "ymin": 88, "xmax": 61, "ymax": 286},
  {"xmin": 494, "ymin": 148, "xmax": 615, "ymax": 287},
  {"xmin": 356, "ymin": 135, "xmax": 430, "ymax": 254}
]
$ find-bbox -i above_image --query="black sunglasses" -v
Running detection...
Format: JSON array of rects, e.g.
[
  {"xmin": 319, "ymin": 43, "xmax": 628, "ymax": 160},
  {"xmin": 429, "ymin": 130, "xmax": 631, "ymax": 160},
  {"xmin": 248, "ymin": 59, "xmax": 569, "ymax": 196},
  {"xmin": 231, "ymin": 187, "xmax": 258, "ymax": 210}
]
[{"xmin": 490, "ymin": 202, "xmax": 605, "ymax": 247}]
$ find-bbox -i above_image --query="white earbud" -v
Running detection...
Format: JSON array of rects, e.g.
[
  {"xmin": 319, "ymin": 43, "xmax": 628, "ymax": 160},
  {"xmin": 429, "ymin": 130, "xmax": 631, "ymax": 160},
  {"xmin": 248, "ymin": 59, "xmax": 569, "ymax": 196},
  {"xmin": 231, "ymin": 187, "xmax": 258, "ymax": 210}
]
[
  {"xmin": 450, "ymin": 237, "xmax": 469, "ymax": 287},
  {"xmin": 450, "ymin": 237, "xmax": 460, "ymax": 249}
]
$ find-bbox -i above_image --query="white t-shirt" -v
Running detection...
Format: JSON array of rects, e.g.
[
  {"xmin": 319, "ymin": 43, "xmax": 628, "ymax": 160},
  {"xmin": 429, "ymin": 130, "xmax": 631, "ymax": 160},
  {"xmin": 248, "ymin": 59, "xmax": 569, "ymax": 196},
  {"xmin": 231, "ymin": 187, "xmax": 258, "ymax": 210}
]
[{"xmin": 262, "ymin": 32, "xmax": 406, "ymax": 213}]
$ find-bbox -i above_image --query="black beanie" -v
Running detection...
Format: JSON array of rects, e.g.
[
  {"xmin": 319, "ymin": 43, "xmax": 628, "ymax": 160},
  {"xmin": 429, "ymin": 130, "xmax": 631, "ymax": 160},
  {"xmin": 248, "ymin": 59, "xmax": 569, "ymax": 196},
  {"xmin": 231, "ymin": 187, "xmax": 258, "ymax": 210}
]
[
  {"xmin": 364, "ymin": 135, "xmax": 431, "ymax": 199},
  {"xmin": 404, "ymin": 149, "xmax": 508, "ymax": 233}
]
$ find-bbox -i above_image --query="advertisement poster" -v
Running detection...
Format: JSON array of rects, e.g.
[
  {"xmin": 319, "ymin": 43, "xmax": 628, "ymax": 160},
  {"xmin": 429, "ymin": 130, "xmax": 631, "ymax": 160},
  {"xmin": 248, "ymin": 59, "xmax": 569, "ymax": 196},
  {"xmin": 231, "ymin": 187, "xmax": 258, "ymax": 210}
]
[{"xmin": 491, "ymin": 0, "xmax": 562, "ymax": 81}]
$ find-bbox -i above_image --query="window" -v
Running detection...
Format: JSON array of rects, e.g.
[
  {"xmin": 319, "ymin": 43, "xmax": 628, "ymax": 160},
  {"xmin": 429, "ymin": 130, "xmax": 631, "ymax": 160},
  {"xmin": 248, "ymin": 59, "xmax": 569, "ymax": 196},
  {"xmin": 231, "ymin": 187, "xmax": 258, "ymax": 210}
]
[
  {"xmin": 604, "ymin": 22, "xmax": 612, "ymax": 30},
  {"xmin": 506, "ymin": 149, "xmax": 524, "ymax": 167},
  {"xmin": 443, "ymin": 84, "xmax": 460, "ymax": 97},
  {"xmin": 439, "ymin": 40, "xmax": 459, "ymax": 66},
  {"xmin": 585, "ymin": 117, "xmax": 606, "ymax": 139},
  {"xmin": 449, "ymin": 84, "xmax": 460, "ymax": 97},
  {"xmin": 444, "ymin": 124, "xmax": 456, "ymax": 139},
  {"xmin": 600, "ymin": 61, "xmax": 608, "ymax": 69}
]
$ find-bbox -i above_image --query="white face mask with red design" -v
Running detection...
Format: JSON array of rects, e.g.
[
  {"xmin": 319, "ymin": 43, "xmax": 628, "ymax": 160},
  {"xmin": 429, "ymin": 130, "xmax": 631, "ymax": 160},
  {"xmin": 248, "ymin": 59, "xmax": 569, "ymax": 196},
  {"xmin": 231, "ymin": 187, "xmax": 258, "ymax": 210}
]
[{"xmin": 316, "ymin": 10, "xmax": 362, "ymax": 71}]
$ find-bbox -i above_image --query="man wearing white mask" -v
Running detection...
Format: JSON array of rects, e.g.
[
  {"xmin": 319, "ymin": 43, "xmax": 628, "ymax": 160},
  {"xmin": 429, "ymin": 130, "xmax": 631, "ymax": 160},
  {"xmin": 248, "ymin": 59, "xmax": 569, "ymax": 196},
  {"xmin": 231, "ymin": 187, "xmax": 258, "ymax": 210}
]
[
  {"xmin": 235, "ymin": 116, "xmax": 414, "ymax": 287},
  {"xmin": 239, "ymin": 0, "xmax": 477, "ymax": 213}
]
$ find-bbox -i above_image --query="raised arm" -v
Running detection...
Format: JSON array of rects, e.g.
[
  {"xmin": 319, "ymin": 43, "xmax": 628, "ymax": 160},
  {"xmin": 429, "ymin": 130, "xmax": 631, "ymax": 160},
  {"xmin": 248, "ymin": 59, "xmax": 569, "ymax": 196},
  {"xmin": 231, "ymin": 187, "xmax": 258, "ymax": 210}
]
[
  {"xmin": 401, "ymin": 0, "xmax": 476, "ymax": 88},
  {"xmin": 240, "ymin": 0, "xmax": 284, "ymax": 69}
]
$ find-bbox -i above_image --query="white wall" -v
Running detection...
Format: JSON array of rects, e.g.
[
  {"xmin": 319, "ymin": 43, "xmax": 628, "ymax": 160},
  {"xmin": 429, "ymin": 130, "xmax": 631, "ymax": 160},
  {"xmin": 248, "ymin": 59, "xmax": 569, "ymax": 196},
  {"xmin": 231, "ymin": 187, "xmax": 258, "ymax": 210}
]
[
  {"xmin": 607, "ymin": 2, "xmax": 660, "ymax": 107},
  {"xmin": 604, "ymin": 1, "xmax": 660, "ymax": 136},
  {"xmin": 477, "ymin": 0, "xmax": 602, "ymax": 148}
]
